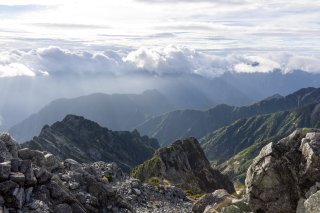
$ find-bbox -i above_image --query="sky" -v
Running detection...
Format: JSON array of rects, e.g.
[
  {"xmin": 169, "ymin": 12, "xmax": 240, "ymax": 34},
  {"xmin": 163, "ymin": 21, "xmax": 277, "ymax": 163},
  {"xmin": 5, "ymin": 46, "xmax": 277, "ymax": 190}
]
[
  {"xmin": 0, "ymin": 0, "xmax": 320, "ymax": 130},
  {"xmin": 0, "ymin": 0, "xmax": 319, "ymax": 78}
]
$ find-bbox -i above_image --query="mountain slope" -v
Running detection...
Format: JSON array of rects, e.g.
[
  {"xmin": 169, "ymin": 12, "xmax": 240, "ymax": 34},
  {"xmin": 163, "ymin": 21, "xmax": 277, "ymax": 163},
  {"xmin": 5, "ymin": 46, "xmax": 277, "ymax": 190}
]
[
  {"xmin": 203, "ymin": 103, "xmax": 320, "ymax": 181},
  {"xmin": 10, "ymin": 90, "xmax": 174, "ymax": 143},
  {"xmin": 132, "ymin": 137, "xmax": 235, "ymax": 194},
  {"xmin": 137, "ymin": 87, "xmax": 320, "ymax": 146},
  {"xmin": 22, "ymin": 115, "xmax": 159, "ymax": 171}
]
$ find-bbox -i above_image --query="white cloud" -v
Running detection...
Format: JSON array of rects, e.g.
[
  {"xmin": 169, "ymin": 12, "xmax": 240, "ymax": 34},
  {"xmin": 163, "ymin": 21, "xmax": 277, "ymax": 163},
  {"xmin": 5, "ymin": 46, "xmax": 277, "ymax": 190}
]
[
  {"xmin": 0, "ymin": 45, "xmax": 319, "ymax": 78},
  {"xmin": 35, "ymin": 46, "xmax": 121, "ymax": 76},
  {"xmin": 0, "ymin": 63, "xmax": 35, "ymax": 77}
]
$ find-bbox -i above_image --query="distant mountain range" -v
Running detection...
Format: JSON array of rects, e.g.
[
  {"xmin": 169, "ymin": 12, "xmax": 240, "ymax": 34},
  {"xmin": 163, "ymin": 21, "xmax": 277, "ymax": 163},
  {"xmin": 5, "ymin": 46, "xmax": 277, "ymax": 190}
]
[
  {"xmin": 137, "ymin": 87, "xmax": 320, "ymax": 146},
  {"xmin": 22, "ymin": 115, "xmax": 159, "ymax": 171},
  {"xmin": 9, "ymin": 90, "xmax": 174, "ymax": 143},
  {"xmin": 4, "ymin": 70, "xmax": 320, "ymax": 139}
]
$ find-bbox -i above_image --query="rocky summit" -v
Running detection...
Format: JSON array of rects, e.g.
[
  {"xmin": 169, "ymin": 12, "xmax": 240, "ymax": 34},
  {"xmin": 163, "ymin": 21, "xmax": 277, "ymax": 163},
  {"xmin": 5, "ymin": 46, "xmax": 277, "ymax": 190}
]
[
  {"xmin": 0, "ymin": 133, "xmax": 193, "ymax": 213},
  {"xmin": 246, "ymin": 129, "xmax": 320, "ymax": 213},
  {"xmin": 132, "ymin": 137, "xmax": 235, "ymax": 194},
  {"xmin": 23, "ymin": 115, "xmax": 159, "ymax": 171}
]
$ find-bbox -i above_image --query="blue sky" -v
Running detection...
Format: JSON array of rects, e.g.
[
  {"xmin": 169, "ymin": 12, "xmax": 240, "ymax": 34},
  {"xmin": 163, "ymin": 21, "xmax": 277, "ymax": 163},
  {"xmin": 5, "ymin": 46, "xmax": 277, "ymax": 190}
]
[{"xmin": 0, "ymin": 0, "xmax": 319, "ymax": 77}]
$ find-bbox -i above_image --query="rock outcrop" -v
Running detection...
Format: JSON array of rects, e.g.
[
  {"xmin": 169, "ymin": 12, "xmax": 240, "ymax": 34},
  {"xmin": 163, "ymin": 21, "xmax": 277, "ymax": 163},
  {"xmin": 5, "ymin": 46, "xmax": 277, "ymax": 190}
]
[
  {"xmin": 132, "ymin": 137, "xmax": 235, "ymax": 194},
  {"xmin": 23, "ymin": 115, "xmax": 159, "ymax": 171},
  {"xmin": 192, "ymin": 189, "xmax": 250, "ymax": 213},
  {"xmin": 1, "ymin": 133, "xmax": 192, "ymax": 212},
  {"xmin": 246, "ymin": 129, "xmax": 320, "ymax": 213}
]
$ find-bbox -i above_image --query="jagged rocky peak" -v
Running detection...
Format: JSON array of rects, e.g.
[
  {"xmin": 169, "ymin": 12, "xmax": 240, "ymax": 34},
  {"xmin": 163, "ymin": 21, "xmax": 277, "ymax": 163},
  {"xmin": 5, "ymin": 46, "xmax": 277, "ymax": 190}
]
[
  {"xmin": 23, "ymin": 114, "xmax": 159, "ymax": 171},
  {"xmin": 246, "ymin": 128, "xmax": 320, "ymax": 213},
  {"xmin": 132, "ymin": 137, "xmax": 235, "ymax": 194}
]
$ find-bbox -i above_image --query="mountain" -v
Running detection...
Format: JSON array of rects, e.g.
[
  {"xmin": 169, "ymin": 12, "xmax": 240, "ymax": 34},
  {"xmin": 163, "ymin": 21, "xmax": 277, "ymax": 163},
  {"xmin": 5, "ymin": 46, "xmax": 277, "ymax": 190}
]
[
  {"xmin": 156, "ymin": 74, "xmax": 253, "ymax": 109},
  {"xmin": 137, "ymin": 87, "xmax": 320, "ymax": 146},
  {"xmin": 22, "ymin": 115, "xmax": 159, "ymax": 171},
  {"xmin": 204, "ymin": 102, "xmax": 320, "ymax": 181},
  {"xmin": 9, "ymin": 90, "xmax": 174, "ymax": 143},
  {"xmin": 132, "ymin": 137, "xmax": 235, "ymax": 194},
  {"xmin": 2, "ymin": 70, "xmax": 320, "ymax": 133}
]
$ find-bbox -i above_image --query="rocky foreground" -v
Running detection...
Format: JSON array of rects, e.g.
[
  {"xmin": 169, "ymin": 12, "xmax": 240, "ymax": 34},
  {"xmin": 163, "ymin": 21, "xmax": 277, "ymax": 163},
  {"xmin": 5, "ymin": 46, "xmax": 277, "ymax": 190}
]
[
  {"xmin": 2, "ymin": 128, "xmax": 320, "ymax": 212},
  {"xmin": 0, "ymin": 133, "xmax": 192, "ymax": 212}
]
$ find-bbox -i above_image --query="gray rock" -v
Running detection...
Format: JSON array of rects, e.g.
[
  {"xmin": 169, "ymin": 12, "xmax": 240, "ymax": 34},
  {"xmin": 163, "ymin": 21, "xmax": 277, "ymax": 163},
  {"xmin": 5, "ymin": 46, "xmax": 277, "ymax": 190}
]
[
  {"xmin": 10, "ymin": 158, "xmax": 21, "ymax": 172},
  {"xmin": 304, "ymin": 190, "xmax": 320, "ymax": 213},
  {"xmin": 246, "ymin": 129, "xmax": 320, "ymax": 213},
  {"xmin": 64, "ymin": 159, "xmax": 81, "ymax": 171},
  {"xmin": 133, "ymin": 138, "xmax": 235, "ymax": 194},
  {"xmin": 0, "ymin": 133, "xmax": 18, "ymax": 159},
  {"xmin": 43, "ymin": 153, "xmax": 60, "ymax": 171},
  {"xmin": 20, "ymin": 160, "xmax": 36, "ymax": 186},
  {"xmin": 192, "ymin": 189, "xmax": 231, "ymax": 213},
  {"xmin": 0, "ymin": 180, "xmax": 18, "ymax": 194},
  {"xmin": 27, "ymin": 200, "xmax": 50, "ymax": 212},
  {"xmin": 10, "ymin": 172, "xmax": 25, "ymax": 185},
  {"xmin": 0, "ymin": 195, "xmax": 4, "ymax": 205},
  {"xmin": 54, "ymin": 203, "xmax": 72, "ymax": 213},
  {"xmin": 0, "ymin": 162, "xmax": 11, "ymax": 180},
  {"xmin": 12, "ymin": 187, "xmax": 25, "ymax": 209},
  {"xmin": 69, "ymin": 181, "xmax": 80, "ymax": 190},
  {"xmin": 133, "ymin": 188, "xmax": 141, "ymax": 196},
  {"xmin": 25, "ymin": 187, "xmax": 33, "ymax": 203},
  {"xmin": 34, "ymin": 167, "xmax": 52, "ymax": 184}
]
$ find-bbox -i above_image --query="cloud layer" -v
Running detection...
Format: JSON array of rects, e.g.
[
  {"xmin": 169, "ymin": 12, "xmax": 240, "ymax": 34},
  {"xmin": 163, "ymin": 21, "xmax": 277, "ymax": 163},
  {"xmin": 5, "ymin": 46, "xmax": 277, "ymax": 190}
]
[
  {"xmin": 1, "ymin": 46, "xmax": 319, "ymax": 78},
  {"xmin": 0, "ymin": 0, "xmax": 318, "ymax": 54}
]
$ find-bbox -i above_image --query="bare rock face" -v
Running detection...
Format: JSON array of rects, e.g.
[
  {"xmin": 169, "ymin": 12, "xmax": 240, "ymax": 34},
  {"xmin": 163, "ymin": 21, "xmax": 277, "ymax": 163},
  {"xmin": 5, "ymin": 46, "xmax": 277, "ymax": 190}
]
[
  {"xmin": 246, "ymin": 129, "xmax": 320, "ymax": 213},
  {"xmin": 132, "ymin": 137, "xmax": 235, "ymax": 194}
]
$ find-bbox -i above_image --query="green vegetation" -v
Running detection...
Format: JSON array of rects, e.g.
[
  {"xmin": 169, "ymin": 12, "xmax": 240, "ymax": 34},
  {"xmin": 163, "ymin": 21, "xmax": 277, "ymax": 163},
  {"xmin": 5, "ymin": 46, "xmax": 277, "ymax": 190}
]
[
  {"xmin": 101, "ymin": 175, "xmax": 113, "ymax": 182},
  {"xmin": 147, "ymin": 177, "xmax": 161, "ymax": 188},
  {"xmin": 131, "ymin": 155, "xmax": 161, "ymax": 181},
  {"xmin": 303, "ymin": 128, "xmax": 312, "ymax": 133},
  {"xmin": 184, "ymin": 189, "xmax": 204, "ymax": 200}
]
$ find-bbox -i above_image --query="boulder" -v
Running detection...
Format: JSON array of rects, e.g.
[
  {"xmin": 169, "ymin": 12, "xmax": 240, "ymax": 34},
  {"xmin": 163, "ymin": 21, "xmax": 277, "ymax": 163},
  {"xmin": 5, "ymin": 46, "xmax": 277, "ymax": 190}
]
[
  {"xmin": 0, "ymin": 133, "xmax": 18, "ymax": 160},
  {"xmin": 246, "ymin": 129, "xmax": 320, "ymax": 213},
  {"xmin": 192, "ymin": 189, "xmax": 231, "ymax": 213},
  {"xmin": 10, "ymin": 172, "xmax": 25, "ymax": 185},
  {"xmin": 0, "ymin": 162, "xmax": 11, "ymax": 180},
  {"xmin": 54, "ymin": 203, "xmax": 72, "ymax": 213}
]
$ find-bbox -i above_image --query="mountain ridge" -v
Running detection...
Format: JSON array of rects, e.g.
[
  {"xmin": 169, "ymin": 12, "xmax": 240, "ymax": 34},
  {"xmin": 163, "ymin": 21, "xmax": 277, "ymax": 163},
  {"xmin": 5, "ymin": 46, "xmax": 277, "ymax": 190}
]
[
  {"xmin": 137, "ymin": 87, "xmax": 320, "ymax": 146},
  {"xmin": 22, "ymin": 114, "xmax": 160, "ymax": 171}
]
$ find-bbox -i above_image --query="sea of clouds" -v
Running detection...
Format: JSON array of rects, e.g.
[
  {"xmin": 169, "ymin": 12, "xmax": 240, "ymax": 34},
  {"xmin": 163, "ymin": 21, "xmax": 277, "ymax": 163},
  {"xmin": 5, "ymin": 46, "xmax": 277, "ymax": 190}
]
[{"xmin": 0, "ymin": 45, "xmax": 319, "ymax": 79}]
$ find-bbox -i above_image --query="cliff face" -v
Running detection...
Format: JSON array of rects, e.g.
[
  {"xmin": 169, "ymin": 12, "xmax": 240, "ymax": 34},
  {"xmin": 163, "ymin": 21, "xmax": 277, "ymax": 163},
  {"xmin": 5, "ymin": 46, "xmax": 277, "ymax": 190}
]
[
  {"xmin": 132, "ymin": 137, "xmax": 235, "ymax": 194},
  {"xmin": 246, "ymin": 129, "xmax": 320, "ymax": 213},
  {"xmin": 23, "ymin": 115, "xmax": 159, "ymax": 171}
]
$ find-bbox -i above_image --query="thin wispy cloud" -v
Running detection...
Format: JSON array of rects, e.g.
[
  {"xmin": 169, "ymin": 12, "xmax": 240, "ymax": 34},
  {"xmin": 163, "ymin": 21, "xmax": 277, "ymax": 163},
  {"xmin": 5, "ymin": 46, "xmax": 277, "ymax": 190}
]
[{"xmin": 0, "ymin": 0, "xmax": 318, "ymax": 53}]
